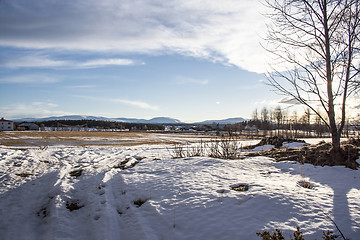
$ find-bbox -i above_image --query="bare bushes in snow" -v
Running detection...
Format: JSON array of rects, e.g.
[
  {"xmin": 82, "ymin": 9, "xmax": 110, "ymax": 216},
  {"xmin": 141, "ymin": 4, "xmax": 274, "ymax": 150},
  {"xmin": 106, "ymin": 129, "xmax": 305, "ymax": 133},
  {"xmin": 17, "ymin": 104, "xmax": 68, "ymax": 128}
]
[{"xmin": 171, "ymin": 137, "xmax": 242, "ymax": 160}]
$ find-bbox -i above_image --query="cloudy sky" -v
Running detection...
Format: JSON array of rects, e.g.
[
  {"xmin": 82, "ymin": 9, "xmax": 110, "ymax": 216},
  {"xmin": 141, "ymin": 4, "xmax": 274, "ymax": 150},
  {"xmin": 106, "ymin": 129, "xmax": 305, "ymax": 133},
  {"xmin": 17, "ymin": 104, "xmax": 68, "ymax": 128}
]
[{"xmin": 0, "ymin": 0, "xmax": 285, "ymax": 122}]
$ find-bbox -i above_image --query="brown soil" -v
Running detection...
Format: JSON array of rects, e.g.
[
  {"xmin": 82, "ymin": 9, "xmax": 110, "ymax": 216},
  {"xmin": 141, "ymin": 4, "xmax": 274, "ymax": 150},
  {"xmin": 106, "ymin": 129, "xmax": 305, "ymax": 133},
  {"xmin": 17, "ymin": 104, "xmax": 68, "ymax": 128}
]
[
  {"xmin": 243, "ymin": 136, "xmax": 306, "ymax": 149},
  {"xmin": 246, "ymin": 137, "xmax": 360, "ymax": 170}
]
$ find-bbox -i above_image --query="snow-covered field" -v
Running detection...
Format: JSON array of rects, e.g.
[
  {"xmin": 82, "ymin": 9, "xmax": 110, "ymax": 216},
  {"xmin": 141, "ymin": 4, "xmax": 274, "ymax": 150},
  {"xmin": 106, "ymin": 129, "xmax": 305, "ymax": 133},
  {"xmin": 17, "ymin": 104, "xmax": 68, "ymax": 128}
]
[{"xmin": 0, "ymin": 135, "xmax": 359, "ymax": 240}]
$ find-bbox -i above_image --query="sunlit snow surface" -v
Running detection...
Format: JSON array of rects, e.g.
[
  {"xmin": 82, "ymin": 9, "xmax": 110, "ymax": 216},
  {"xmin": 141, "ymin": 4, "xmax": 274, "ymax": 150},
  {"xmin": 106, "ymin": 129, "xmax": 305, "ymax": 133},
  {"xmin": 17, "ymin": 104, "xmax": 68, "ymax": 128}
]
[{"xmin": 0, "ymin": 142, "xmax": 359, "ymax": 240}]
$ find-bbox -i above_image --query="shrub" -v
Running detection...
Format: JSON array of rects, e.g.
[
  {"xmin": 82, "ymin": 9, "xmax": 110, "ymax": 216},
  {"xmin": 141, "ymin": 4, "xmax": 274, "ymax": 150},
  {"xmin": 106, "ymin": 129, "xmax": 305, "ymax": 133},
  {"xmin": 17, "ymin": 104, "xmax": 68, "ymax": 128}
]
[
  {"xmin": 256, "ymin": 227, "xmax": 339, "ymax": 240},
  {"xmin": 171, "ymin": 137, "xmax": 243, "ymax": 160},
  {"xmin": 207, "ymin": 136, "xmax": 242, "ymax": 159}
]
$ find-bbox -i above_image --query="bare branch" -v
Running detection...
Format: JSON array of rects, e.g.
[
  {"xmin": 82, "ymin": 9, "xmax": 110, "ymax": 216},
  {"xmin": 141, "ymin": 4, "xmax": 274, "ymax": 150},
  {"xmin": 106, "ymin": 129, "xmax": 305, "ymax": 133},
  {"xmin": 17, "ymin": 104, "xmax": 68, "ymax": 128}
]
[{"xmin": 264, "ymin": 0, "xmax": 360, "ymax": 151}]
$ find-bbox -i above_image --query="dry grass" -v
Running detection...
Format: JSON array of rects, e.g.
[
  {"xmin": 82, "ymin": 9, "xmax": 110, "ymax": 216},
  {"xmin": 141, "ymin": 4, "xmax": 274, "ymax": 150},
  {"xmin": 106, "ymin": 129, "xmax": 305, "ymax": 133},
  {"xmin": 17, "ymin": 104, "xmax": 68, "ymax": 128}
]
[
  {"xmin": 0, "ymin": 131, "xmax": 207, "ymax": 147},
  {"xmin": 0, "ymin": 131, "xmax": 146, "ymax": 139}
]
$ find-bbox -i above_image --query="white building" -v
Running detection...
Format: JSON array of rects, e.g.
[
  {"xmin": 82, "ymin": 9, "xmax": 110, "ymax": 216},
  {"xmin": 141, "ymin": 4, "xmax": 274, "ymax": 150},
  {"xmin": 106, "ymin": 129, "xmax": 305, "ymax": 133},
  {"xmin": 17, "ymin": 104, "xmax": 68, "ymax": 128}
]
[
  {"xmin": 19, "ymin": 123, "xmax": 40, "ymax": 131},
  {"xmin": 0, "ymin": 118, "xmax": 14, "ymax": 131}
]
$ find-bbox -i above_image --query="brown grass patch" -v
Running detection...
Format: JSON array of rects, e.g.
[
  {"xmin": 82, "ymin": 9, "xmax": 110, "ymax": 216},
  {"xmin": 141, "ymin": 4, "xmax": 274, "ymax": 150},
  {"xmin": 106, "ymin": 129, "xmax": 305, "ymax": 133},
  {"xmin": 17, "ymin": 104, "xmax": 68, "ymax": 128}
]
[
  {"xmin": 0, "ymin": 131, "xmax": 197, "ymax": 146},
  {"xmin": 246, "ymin": 138, "xmax": 360, "ymax": 169},
  {"xmin": 0, "ymin": 140, "xmax": 28, "ymax": 146},
  {"xmin": 15, "ymin": 173, "xmax": 33, "ymax": 177}
]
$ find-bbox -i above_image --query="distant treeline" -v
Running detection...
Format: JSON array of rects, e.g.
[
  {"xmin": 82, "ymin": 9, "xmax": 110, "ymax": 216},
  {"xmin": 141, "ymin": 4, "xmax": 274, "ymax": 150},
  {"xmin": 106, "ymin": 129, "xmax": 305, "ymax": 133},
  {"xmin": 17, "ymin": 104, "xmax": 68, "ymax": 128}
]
[{"xmin": 35, "ymin": 120, "xmax": 165, "ymax": 131}]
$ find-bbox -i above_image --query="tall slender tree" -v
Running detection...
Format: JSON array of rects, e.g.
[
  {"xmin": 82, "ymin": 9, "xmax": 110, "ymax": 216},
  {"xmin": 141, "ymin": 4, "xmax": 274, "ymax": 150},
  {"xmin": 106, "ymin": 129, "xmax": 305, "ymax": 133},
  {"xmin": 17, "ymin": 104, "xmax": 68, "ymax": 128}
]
[{"xmin": 265, "ymin": 0, "xmax": 360, "ymax": 154}]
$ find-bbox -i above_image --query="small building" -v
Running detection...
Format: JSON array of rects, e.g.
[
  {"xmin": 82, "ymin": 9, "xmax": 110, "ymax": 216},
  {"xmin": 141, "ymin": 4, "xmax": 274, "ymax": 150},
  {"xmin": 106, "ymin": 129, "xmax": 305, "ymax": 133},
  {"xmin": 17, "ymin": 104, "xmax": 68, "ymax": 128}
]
[
  {"xmin": 245, "ymin": 125, "xmax": 258, "ymax": 132},
  {"xmin": 19, "ymin": 123, "xmax": 40, "ymax": 131},
  {"xmin": 0, "ymin": 118, "xmax": 14, "ymax": 131}
]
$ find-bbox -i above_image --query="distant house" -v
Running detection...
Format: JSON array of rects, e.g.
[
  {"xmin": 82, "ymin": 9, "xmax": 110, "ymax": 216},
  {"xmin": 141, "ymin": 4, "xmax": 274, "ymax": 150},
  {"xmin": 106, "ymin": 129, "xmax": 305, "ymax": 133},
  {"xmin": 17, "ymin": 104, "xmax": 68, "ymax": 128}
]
[
  {"xmin": 19, "ymin": 123, "xmax": 40, "ymax": 131},
  {"xmin": 245, "ymin": 125, "xmax": 258, "ymax": 132},
  {"xmin": 0, "ymin": 118, "xmax": 14, "ymax": 131}
]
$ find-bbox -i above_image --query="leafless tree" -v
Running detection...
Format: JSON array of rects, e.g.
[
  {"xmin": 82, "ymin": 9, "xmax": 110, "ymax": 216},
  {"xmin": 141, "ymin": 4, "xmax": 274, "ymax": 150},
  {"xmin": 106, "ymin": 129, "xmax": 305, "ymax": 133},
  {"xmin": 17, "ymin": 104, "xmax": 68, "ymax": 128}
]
[
  {"xmin": 252, "ymin": 108, "xmax": 259, "ymax": 121},
  {"xmin": 274, "ymin": 106, "xmax": 283, "ymax": 135},
  {"xmin": 265, "ymin": 0, "xmax": 360, "ymax": 153},
  {"xmin": 261, "ymin": 107, "xmax": 270, "ymax": 122}
]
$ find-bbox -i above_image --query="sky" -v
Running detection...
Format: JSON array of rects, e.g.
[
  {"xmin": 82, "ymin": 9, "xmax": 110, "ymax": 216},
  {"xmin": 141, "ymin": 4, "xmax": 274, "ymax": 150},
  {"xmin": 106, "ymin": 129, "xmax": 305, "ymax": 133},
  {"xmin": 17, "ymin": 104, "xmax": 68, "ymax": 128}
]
[{"xmin": 0, "ymin": 0, "xmax": 292, "ymax": 122}]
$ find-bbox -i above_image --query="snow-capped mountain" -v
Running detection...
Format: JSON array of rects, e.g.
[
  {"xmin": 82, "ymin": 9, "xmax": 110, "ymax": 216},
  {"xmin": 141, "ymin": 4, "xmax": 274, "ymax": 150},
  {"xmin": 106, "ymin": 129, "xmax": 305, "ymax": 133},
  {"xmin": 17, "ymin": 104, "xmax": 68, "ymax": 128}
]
[{"xmin": 12, "ymin": 115, "xmax": 183, "ymax": 124}]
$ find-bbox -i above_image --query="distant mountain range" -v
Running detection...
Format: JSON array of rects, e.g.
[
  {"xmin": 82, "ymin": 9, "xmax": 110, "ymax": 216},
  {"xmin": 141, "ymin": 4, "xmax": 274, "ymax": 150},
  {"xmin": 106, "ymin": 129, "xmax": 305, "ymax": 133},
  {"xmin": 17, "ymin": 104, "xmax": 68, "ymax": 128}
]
[
  {"xmin": 12, "ymin": 115, "xmax": 183, "ymax": 124},
  {"xmin": 12, "ymin": 115, "xmax": 247, "ymax": 124}
]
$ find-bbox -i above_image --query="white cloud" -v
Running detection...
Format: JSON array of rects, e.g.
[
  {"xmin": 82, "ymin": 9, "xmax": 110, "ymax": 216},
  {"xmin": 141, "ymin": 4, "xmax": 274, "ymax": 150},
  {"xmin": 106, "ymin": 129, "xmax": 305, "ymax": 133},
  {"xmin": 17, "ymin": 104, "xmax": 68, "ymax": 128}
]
[
  {"xmin": 32, "ymin": 102, "xmax": 58, "ymax": 108},
  {"xmin": 112, "ymin": 99, "xmax": 159, "ymax": 111},
  {"xmin": 2, "ymin": 55, "xmax": 139, "ymax": 69},
  {"xmin": 0, "ymin": 0, "xmax": 268, "ymax": 73},
  {"xmin": 278, "ymin": 97, "xmax": 302, "ymax": 105},
  {"xmin": 174, "ymin": 76, "xmax": 209, "ymax": 85},
  {"xmin": 79, "ymin": 59, "xmax": 142, "ymax": 68},
  {"xmin": 75, "ymin": 95, "xmax": 159, "ymax": 111},
  {"xmin": 2, "ymin": 56, "xmax": 67, "ymax": 68},
  {"xmin": 0, "ymin": 102, "xmax": 69, "ymax": 119},
  {"xmin": 0, "ymin": 74, "xmax": 60, "ymax": 83}
]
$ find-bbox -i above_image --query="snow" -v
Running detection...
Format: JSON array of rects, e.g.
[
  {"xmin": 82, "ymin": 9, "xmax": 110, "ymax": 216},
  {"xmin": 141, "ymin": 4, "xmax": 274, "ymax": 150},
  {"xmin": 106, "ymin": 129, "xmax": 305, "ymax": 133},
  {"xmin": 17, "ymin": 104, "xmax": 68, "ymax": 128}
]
[
  {"xmin": 282, "ymin": 141, "xmax": 306, "ymax": 149},
  {"xmin": 0, "ymin": 139, "xmax": 359, "ymax": 240},
  {"xmin": 252, "ymin": 144, "xmax": 275, "ymax": 151}
]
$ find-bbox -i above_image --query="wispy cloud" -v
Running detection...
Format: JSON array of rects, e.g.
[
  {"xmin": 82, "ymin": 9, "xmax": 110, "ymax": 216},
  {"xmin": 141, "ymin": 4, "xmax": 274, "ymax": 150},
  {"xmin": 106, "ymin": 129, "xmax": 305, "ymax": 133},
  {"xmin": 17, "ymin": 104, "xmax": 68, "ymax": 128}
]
[
  {"xmin": 0, "ymin": 74, "xmax": 60, "ymax": 83},
  {"xmin": 32, "ymin": 102, "xmax": 58, "ymax": 108},
  {"xmin": 64, "ymin": 85, "xmax": 96, "ymax": 89},
  {"xmin": 174, "ymin": 76, "xmax": 209, "ymax": 85},
  {"xmin": 2, "ymin": 55, "xmax": 67, "ymax": 68},
  {"xmin": 78, "ymin": 58, "xmax": 142, "ymax": 68},
  {"xmin": 75, "ymin": 95, "xmax": 159, "ymax": 111},
  {"xmin": 278, "ymin": 97, "xmax": 302, "ymax": 105},
  {"xmin": 0, "ymin": 102, "xmax": 69, "ymax": 119},
  {"xmin": 0, "ymin": 0, "xmax": 268, "ymax": 73},
  {"xmin": 1, "ymin": 55, "xmax": 140, "ymax": 69},
  {"xmin": 112, "ymin": 99, "xmax": 159, "ymax": 110}
]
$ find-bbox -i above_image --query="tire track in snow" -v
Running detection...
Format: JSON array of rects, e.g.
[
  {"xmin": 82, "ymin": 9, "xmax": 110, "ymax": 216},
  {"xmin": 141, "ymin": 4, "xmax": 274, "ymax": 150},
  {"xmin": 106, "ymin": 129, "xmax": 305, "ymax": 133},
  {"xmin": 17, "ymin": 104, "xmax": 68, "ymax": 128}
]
[
  {"xmin": 0, "ymin": 171, "xmax": 60, "ymax": 240},
  {"xmin": 0, "ymin": 145, "xmax": 171, "ymax": 239},
  {"xmin": 93, "ymin": 169, "xmax": 149, "ymax": 240}
]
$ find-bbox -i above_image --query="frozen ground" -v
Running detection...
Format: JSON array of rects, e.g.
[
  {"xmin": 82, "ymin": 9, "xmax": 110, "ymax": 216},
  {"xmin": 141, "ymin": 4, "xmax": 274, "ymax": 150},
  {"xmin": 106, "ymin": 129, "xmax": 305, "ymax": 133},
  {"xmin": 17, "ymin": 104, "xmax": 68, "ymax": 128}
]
[{"xmin": 0, "ymin": 136, "xmax": 359, "ymax": 240}]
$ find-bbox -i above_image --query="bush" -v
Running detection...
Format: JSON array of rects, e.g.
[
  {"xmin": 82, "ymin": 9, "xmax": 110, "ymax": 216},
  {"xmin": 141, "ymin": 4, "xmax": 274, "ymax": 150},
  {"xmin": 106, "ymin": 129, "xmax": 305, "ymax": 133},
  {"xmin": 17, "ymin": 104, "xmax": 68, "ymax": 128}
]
[
  {"xmin": 208, "ymin": 136, "xmax": 242, "ymax": 159},
  {"xmin": 171, "ymin": 137, "xmax": 242, "ymax": 160},
  {"xmin": 256, "ymin": 227, "xmax": 338, "ymax": 240}
]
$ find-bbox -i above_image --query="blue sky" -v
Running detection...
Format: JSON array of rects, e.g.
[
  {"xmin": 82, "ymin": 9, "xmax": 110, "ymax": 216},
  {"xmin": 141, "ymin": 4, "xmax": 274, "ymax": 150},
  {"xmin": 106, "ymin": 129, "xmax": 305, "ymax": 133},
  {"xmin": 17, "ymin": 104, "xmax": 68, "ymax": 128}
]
[{"xmin": 0, "ymin": 0, "xmax": 285, "ymax": 122}]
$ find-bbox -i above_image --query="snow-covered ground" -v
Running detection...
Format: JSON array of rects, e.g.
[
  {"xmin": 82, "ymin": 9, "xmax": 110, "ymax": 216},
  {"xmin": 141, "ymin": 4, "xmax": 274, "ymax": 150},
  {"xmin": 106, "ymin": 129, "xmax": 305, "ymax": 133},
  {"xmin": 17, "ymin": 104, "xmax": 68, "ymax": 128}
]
[{"xmin": 0, "ymin": 137, "xmax": 359, "ymax": 239}]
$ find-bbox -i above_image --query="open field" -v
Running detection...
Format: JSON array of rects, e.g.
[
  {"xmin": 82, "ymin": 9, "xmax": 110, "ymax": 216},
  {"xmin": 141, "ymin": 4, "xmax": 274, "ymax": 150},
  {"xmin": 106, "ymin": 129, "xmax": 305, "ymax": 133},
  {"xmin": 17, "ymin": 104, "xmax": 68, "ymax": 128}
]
[
  {"xmin": 0, "ymin": 132, "xmax": 359, "ymax": 239},
  {"xmin": 0, "ymin": 131, "xmax": 217, "ymax": 147}
]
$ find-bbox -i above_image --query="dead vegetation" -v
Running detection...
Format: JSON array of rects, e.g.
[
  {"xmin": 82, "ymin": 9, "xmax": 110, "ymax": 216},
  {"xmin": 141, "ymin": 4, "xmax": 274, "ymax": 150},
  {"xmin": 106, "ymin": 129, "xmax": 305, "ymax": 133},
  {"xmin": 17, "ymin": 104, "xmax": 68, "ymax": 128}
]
[
  {"xmin": 15, "ymin": 173, "xmax": 33, "ymax": 178},
  {"xmin": 230, "ymin": 183, "xmax": 249, "ymax": 192},
  {"xmin": 133, "ymin": 197, "xmax": 148, "ymax": 208},
  {"xmin": 0, "ymin": 131, "xmax": 204, "ymax": 146},
  {"xmin": 246, "ymin": 137, "xmax": 360, "ymax": 170},
  {"xmin": 69, "ymin": 169, "xmax": 83, "ymax": 178},
  {"xmin": 171, "ymin": 137, "xmax": 242, "ymax": 159},
  {"xmin": 243, "ymin": 136, "xmax": 306, "ymax": 149},
  {"xmin": 66, "ymin": 200, "xmax": 84, "ymax": 211}
]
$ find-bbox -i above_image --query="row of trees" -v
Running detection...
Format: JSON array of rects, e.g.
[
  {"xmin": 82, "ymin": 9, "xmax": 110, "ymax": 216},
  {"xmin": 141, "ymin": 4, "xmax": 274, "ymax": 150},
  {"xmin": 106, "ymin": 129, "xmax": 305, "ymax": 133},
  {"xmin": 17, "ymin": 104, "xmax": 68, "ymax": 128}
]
[
  {"xmin": 249, "ymin": 107, "xmax": 336, "ymax": 137},
  {"xmin": 220, "ymin": 104, "xmax": 358, "ymax": 138},
  {"xmin": 36, "ymin": 120, "xmax": 165, "ymax": 131}
]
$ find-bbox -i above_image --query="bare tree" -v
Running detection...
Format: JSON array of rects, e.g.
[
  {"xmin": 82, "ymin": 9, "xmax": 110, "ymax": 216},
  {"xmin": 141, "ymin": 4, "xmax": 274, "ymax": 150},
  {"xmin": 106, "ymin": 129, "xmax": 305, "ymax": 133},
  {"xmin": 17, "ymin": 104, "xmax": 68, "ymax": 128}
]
[
  {"xmin": 265, "ymin": 0, "xmax": 360, "ymax": 153},
  {"xmin": 261, "ymin": 107, "xmax": 269, "ymax": 122},
  {"xmin": 300, "ymin": 108, "xmax": 312, "ymax": 136},
  {"xmin": 274, "ymin": 106, "xmax": 283, "ymax": 135},
  {"xmin": 252, "ymin": 108, "xmax": 259, "ymax": 121}
]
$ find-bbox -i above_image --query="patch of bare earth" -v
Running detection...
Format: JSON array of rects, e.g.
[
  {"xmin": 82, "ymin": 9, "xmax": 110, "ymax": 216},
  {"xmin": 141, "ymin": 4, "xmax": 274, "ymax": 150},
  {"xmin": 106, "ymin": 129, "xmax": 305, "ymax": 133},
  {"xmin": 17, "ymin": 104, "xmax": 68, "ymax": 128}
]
[{"xmin": 246, "ymin": 137, "xmax": 360, "ymax": 170}]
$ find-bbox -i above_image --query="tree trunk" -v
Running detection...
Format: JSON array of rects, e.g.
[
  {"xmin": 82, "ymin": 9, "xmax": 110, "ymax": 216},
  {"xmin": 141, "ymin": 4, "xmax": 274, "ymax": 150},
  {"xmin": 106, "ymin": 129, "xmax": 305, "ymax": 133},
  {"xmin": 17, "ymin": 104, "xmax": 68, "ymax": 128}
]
[
  {"xmin": 331, "ymin": 128, "xmax": 341, "ymax": 152},
  {"xmin": 323, "ymin": 1, "xmax": 341, "ymax": 153}
]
